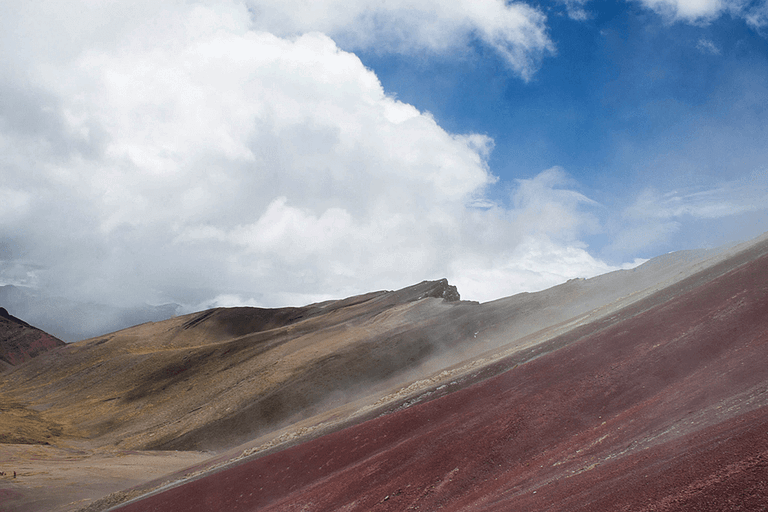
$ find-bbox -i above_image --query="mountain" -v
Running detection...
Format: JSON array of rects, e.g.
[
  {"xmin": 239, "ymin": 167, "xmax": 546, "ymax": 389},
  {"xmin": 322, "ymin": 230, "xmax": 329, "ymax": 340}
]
[
  {"xmin": 1, "ymin": 232, "xmax": 767, "ymax": 511},
  {"xmin": 0, "ymin": 285, "xmax": 180, "ymax": 343},
  {"xmin": 123, "ymin": 235, "xmax": 768, "ymax": 511},
  {"xmin": 0, "ymin": 307, "xmax": 64, "ymax": 370}
]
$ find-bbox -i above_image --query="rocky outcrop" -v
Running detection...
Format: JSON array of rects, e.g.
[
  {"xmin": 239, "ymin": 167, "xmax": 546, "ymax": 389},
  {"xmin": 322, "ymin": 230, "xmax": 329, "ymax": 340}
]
[
  {"xmin": 432, "ymin": 278, "xmax": 460, "ymax": 302},
  {"xmin": 0, "ymin": 307, "xmax": 65, "ymax": 368},
  {"xmin": 374, "ymin": 278, "xmax": 461, "ymax": 305}
]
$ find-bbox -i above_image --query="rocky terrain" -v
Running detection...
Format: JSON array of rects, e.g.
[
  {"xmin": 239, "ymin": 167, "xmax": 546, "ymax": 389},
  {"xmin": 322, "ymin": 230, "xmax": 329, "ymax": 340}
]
[{"xmin": 1, "ymin": 233, "xmax": 767, "ymax": 511}]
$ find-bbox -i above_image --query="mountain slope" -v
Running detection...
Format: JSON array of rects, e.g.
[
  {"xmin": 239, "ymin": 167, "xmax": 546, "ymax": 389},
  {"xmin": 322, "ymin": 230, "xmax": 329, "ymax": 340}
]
[
  {"xmin": 2, "ymin": 233, "xmax": 768, "ymax": 512},
  {"xmin": 118, "ymin": 228, "xmax": 768, "ymax": 512},
  {"xmin": 0, "ymin": 279, "xmax": 466, "ymax": 451},
  {"xmin": 0, "ymin": 308, "xmax": 66, "ymax": 446},
  {"xmin": 0, "ymin": 240, "xmax": 735, "ymax": 453},
  {"xmin": 0, "ymin": 307, "xmax": 64, "ymax": 370}
]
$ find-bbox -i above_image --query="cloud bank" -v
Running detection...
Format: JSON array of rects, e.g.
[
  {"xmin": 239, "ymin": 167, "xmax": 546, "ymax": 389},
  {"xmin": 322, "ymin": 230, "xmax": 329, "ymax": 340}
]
[{"xmin": 0, "ymin": 0, "xmax": 626, "ymax": 325}]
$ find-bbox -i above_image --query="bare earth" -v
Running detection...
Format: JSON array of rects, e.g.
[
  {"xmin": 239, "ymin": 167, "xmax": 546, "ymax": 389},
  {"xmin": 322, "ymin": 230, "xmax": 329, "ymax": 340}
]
[
  {"xmin": 116, "ymin": 235, "xmax": 768, "ymax": 511},
  {"xmin": 0, "ymin": 444, "xmax": 209, "ymax": 512},
  {"xmin": 1, "ymin": 232, "xmax": 767, "ymax": 511}
]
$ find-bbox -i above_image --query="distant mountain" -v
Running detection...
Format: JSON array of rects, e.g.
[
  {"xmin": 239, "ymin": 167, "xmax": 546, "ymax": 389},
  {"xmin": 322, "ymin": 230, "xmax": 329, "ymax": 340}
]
[
  {"xmin": 0, "ymin": 307, "xmax": 65, "ymax": 370},
  {"xmin": 0, "ymin": 285, "xmax": 180, "ymax": 342}
]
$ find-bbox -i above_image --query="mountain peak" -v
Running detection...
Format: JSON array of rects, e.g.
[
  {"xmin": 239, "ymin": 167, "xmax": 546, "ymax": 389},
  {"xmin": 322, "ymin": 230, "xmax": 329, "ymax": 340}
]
[{"xmin": 421, "ymin": 278, "xmax": 460, "ymax": 302}]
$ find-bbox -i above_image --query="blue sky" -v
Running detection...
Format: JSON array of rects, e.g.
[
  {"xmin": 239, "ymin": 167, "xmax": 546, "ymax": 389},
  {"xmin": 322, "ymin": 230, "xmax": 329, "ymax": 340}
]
[
  {"xmin": 1, "ymin": 0, "xmax": 768, "ymax": 336},
  {"xmin": 357, "ymin": 0, "xmax": 768, "ymax": 260}
]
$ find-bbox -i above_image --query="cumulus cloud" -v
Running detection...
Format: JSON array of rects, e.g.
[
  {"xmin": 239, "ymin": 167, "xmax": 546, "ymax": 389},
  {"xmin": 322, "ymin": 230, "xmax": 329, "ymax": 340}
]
[
  {"xmin": 244, "ymin": 0, "xmax": 555, "ymax": 79},
  {"xmin": 448, "ymin": 168, "xmax": 622, "ymax": 301},
  {"xmin": 0, "ymin": 0, "xmax": 624, "ymax": 334}
]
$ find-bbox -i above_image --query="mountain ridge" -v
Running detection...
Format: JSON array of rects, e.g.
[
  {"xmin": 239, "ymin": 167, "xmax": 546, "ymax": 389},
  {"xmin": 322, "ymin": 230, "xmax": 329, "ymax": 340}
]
[
  {"xmin": 0, "ymin": 306, "xmax": 65, "ymax": 370},
  {"xmin": 1, "ymin": 232, "xmax": 768, "ymax": 511},
  {"xmin": 116, "ymin": 231, "xmax": 768, "ymax": 512}
]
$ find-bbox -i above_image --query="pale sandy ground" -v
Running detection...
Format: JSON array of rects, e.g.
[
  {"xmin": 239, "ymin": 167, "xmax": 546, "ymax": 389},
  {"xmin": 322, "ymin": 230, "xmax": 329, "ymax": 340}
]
[{"xmin": 0, "ymin": 444, "xmax": 209, "ymax": 512}]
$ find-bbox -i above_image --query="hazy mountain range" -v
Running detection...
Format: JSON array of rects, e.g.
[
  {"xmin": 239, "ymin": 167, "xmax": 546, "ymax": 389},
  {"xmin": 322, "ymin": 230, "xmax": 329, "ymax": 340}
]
[{"xmin": 0, "ymin": 286, "xmax": 180, "ymax": 343}]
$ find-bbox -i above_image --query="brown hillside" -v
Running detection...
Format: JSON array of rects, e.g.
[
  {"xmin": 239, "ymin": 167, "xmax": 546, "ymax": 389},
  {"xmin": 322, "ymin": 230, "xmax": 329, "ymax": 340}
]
[
  {"xmin": 119, "ymin": 230, "xmax": 768, "ymax": 512},
  {"xmin": 0, "ymin": 307, "xmax": 64, "ymax": 370},
  {"xmin": 1, "ymin": 233, "xmax": 767, "ymax": 511},
  {"xmin": 0, "ymin": 309, "xmax": 66, "ymax": 449},
  {"xmin": 0, "ymin": 279, "xmax": 465, "ymax": 452}
]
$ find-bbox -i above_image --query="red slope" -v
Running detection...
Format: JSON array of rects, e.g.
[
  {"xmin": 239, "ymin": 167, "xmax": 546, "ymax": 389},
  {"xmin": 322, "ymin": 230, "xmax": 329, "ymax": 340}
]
[
  {"xmin": 118, "ymin": 249, "xmax": 768, "ymax": 512},
  {"xmin": 0, "ymin": 307, "xmax": 65, "ymax": 368}
]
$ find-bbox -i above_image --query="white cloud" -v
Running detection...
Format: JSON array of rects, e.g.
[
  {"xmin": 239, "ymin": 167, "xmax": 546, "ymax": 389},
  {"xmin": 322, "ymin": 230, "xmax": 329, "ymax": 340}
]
[
  {"xmin": 450, "ymin": 235, "xmax": 632, "ymax": 302},
  {"xmin": 633, "ymin": 0, "xmax": 768, "ymax": 26},
  {"xmin": 446, "ymin": 168, "xmax": 623, "ymax": 301},
  {"xmin": 626, "ymin": 177, "xmax": 768, "ymax": 221},
  {"xmin": 696, "ymin": 37, "xmax": 721, "ymax": 54},
  {"xmin": 636, "ymin": 0, "xmax": 726, "ymax": 22},
  {"xmin": 0, "ymin": 0, "xmax": 624, "ymax": 321},
  {"xmin": 744, "ymin": 2, "xmax": 768, "ymax": 29},
  {"xmin": 244, "ymin": 0, "xmax": 555, "ymax": 80},
  {"xmin": 608, "ymin": 171, "xmax": 768, "ymax": 254},
  {"xmin": 193, "ymin": 293, "xmax": 263, "ymax": 311},
  {"xmin": 558, "ymin": 0, "xmax": 592, "ymax": 20},
  {"xmin": 510, "ymin": 167, "xmax": 600, "ymax": 238}
]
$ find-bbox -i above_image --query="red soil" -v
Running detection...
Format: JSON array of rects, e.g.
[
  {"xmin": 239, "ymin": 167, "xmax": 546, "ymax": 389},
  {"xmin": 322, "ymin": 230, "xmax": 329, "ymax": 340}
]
[
  {"xmin": 118, "ymin": 250, "xmax": 768, "ymax": 512},
  {"xmin": 0, "ymin": 308, "xmax": 64, "ymax": 367}
]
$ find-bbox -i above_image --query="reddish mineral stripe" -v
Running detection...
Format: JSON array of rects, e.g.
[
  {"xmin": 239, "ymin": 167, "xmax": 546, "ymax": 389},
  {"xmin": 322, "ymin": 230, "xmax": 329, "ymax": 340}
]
[{"xmin": 117, "ymin": 251, "xmax": 768, "ymax": 512}]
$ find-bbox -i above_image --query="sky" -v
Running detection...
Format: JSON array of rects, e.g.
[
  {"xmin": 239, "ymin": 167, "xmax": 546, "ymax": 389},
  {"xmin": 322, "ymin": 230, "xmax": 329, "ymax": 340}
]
[{"xmin": 2, "ymin": 0, "xmax": 768, "ymax": 324}]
